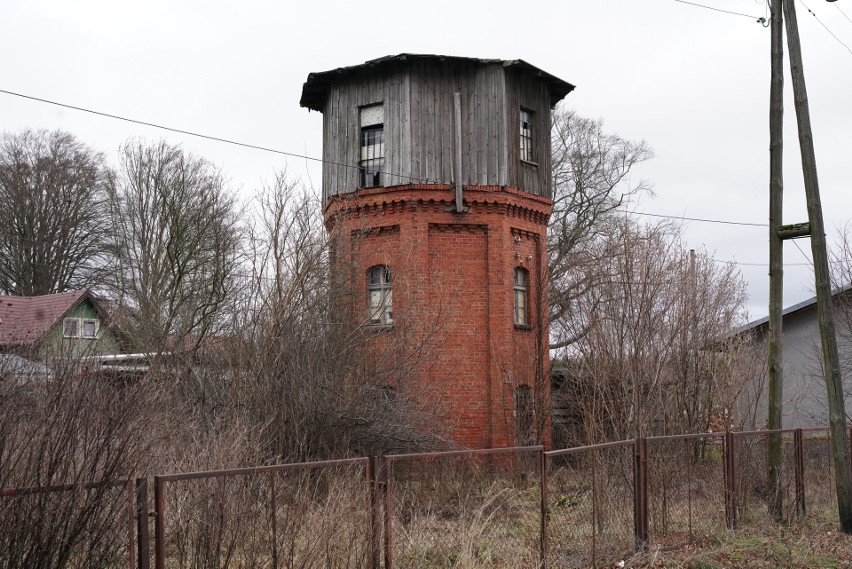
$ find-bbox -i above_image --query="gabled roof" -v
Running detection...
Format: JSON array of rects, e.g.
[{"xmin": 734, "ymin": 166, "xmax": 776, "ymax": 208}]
[
  {"xmin": 300, "ymin": 53, "xmax": 575, "ymax": 112},
  {"xmin": 0, "ymin": 290, "xmax": 98, "ymax": 347},
  {"xmin": 741, "ymin": 284, "xmax": 852, "ymax": 332}
]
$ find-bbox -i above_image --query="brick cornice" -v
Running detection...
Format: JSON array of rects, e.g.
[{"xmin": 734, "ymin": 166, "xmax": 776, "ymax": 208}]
[{"xmin": 325, "ymin": 184, "xmax": 552, "ymax": 229}]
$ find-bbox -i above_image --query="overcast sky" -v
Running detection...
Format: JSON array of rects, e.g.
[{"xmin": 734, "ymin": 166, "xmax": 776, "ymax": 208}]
[{"xmin": 2, "ymin": 0, "xmax": 851, "ymax": 320}]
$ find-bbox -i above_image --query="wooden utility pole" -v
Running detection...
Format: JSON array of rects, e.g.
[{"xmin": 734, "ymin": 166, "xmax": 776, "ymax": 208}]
[
  {"xmin": 766, "ymin": 0, "xmax": 785, "ymax": 523},
  {"xmin": 784, "ymin": 0, "xmax": 852, "ymax": 533}
]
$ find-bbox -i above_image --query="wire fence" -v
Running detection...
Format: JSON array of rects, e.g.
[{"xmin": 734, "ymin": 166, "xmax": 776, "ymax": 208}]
[
  {"xmin": 1, "ymin": 426, "xmax": 848, "ymax": 568},
  {"xmin": 0, "ymin": 478, "xmax": 137, "ymax": 569}
]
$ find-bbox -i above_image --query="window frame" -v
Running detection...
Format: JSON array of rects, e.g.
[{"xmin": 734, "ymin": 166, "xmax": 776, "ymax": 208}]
[
  {"xmin": 63, "ymin": 317, "xmax": 80, "ymax": 339},
  {"xmin": 367, "ymin": 265, "xmax": 393, "ymax": 326},
  {"xmin": 81, "ymin": 319, "xmax": 99, "ymax": 339},
  {"xmin": 519, "ymin": 107, "xmax": 535, "ymax": 164},
  {"xmin": 514, "ymin": 267, "xmax": 530, "ymax": 328},
  {"xmin": 62, "ymin": 317, "xmax": 100, "ymax": 339},
  {"xmin": 359, "ymin": 103, "xmax": 385, "ymax": 188}
]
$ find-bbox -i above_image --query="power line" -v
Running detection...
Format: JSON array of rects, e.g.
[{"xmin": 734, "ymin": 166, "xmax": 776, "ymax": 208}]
[
  {"xmin": 799, "ymin": 0, "xmax": 852, "ymax": 57},
  {"xmin": 834, "ymin": 2, "xmax": 852, "ymax": 27},
  {"xmin": 712, "ymin": 258, "xmax": 813, "ymax": 267},
  {"xmin": 0, "ymin": 87, "xmax": 798, "ymax": 233},
  {"xmin": 620, "ymin": 209, "xmax": 768, "ymax": 227},
  {"xmin": 0, "ymin": 88, "xmax": 434, "ymax": 185},
  {"xmin": 792, "ymin": 238, "xmax": 814, "ymax": 267},
  {"xmin": 673, "ymin": 0, "xmax": 766, "ymax": 21}
]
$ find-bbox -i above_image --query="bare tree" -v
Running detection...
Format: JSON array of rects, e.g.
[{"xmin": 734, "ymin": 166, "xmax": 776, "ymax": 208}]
[
  {"xmin": 548, "ymin": 108, "xmax": 654, "ymax": 351},
  {"xmin": 107, "ymin": 140, "xmax": 241, "ymax": 357},
  {"xmin": 214, "ymin": 174, "xmax": 446, "ymax": 462},
  {"xmin": 0, "ymin": 362, "xmax": 155, "ymax": 568},
  {"xmin": 553, "ymin": 219, "xmax": 754, "ymax": 444},
  {"xmin": 0, "ymin": 130, "xmax": 112, "ymax": 296}
]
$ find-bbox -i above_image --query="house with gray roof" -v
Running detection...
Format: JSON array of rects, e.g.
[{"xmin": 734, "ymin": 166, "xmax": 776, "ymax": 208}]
[{"xmin": 738, "ymin": 289, "xmax": 852, "ymax": 428}]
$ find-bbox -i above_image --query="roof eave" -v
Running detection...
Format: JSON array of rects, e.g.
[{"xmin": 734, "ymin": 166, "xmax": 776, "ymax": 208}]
[{"xmin": 299, "ymin": 53, "xmax": 575, "ymax": 113}]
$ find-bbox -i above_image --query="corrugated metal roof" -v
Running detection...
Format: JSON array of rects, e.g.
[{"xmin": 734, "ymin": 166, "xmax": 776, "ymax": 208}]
[
  {"xmin": 0, "ymin": 290, "xmax": 89, "ymax": 347},
  {"xmin": 300, "ymin": 53, "xmax": 575, "ymax": 112}
]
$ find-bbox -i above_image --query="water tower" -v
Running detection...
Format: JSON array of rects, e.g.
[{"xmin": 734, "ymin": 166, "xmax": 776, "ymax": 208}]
[{"xmin": 301, "ymin": 54, "xmax": 573, "ymax": 448}]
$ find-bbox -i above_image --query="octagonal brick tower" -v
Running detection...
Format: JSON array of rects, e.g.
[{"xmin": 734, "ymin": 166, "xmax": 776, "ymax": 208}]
[{"xmin": 300, "ymin": 54, "xmax": 574, "ymax": 449}]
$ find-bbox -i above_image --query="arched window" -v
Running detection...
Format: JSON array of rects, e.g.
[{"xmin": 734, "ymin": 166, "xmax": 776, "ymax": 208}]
[
  {"xmin": 514, "ymin": 267, "xmax": 529, "ymax": 326},
  {"xmin": 368, "ymin": 265, "xmax": 393, "ymax": 325}
]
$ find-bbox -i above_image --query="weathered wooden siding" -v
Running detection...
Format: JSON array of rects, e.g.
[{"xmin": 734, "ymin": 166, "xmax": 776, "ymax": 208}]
[
  {"xmin": 321, "ymin": 68, "xmax": 412, "ymax": 201},
  {"xmin": 505, "ymin": 68, "xmax": 552, "ymax": 198},
  {"xmin": 321, "ymin": 61, "xmax": 553, "ymax": 201}
]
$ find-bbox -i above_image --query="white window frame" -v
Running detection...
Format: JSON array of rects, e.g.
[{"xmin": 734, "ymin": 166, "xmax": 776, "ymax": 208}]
[
  {"xmin": 62, "ymin": 317, "xmax": 100, "ymax": 339},
  {"xmin": 63, "ymin": 317, "xmax": 80, "ymax": 338},
  {"xmin": 367, "ymin": 265, "xmax": 393, "ymax": 325},
  {"xmin": 514, "ymin": 267, "xmax": 529, "ymax": 327},
  {"xmin": 81, "ymin": 319, "xmax": 100, "ymax": 339}
]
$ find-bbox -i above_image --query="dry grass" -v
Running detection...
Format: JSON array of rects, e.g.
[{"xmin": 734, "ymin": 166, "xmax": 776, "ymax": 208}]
[{"xmin": 626, "ymin": 520, "xmax": 852, "ymax": 568}]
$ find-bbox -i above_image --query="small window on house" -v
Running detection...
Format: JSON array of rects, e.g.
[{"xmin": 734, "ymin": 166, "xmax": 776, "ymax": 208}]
[
  {"xmin": 360, "ymin": 104, "xmax": 385, "ymax": 188},
  {"xmin": 515, "ymin": 384, "xmax": 534, "ymax": 446},
  {"xmin": 81, "ymin": 319, "xmax": 99, "ymax": 339},
  {"xmin": 368, "ymin": 265, "xmax": 393, "ymax": 325},
  {"xmin": 63, "ymin": 318, "xmax": 79, "ymax": 338},
  {"xmin": 514, "ymin": 267, "xmax": 529, "ymax": 327},
  {"xmin": 520, "ymin": 108, "xmax": 534, "ymax": 163}
]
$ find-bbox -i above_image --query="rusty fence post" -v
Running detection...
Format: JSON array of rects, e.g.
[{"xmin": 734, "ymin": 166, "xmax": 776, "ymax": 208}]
[
  {"xmin": 633, "ymin": 438, "xmax": 649, "ymax": 552},
  {"xmin": 591, "ymin": 450, "xmax": 598, "ymax": 567},
  {"xmin": 153, "ymin": 476, "xmax": 165, "ymax": 569},
  {"xmin": 270, "ymin": 471, "xmax": 278, "ymax": 568},
  {"xmin": 381, "ymin": 456, "xmax": 393, "ymax": 569},
  {"xmin": 539, "ymin": 449, "xmax": 548, "ymax": 569},
  {"xmin": 136, "ymin": 478, "xmax": 150, "ymax": 569},
  {"xmin": 127, "ymin": 480, "xmax": 136, "ymax": 569},
  {"xmin": 794, "ymin": 429, "xmax": 806, "ymax": 518},
  {"xmin": 367, "ymin": 456, "xmax": 381, "ymax": 569},
  {"xmin": 724, "ymin": 432, "xmax": 737, "ymax": 530}
]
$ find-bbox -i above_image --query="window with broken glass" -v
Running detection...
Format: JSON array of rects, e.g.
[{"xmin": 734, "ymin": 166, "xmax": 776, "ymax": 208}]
[
  {"xmin": 368, "ymin": 265, "xmax": 393, "ymax": 325},
  {"xmin": 359, "ymin": 103, "xmax": 384, "ymax": 188},
  {"xmin": 520, "ymin": 108, "xmax": 534, "ymax": 163}
]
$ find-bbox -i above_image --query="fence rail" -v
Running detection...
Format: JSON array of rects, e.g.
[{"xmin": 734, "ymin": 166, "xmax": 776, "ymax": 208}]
[{"xmin": 2, "ymin": 426, "xmax": 849, "ymax": 568}]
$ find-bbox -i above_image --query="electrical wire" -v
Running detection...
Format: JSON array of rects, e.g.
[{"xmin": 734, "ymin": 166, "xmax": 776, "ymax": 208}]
[
  {"xmin": 792, "ymin": 239, "xmax": 814, "ymax": 267},
  {"xmin": 0, "ymin": 88, "xmax": 435, "ymax": 185},
  {"xmin": 799, "ymin": 0, "xmax": 852, "ymax": 57},
  {"xmin": 834, "ymin": 2, "xmax": 852, "ymax": 27},
  {"xmin": 2, "ymin": 85, "xmax": 785, "ymax": 233},
  {"xmin": 673, "ymin": 0, "xmax": 767, "ymax": 21},
  {"xmin": 619, "ymin": 209, "xmax": 767, "ymax": 227}
]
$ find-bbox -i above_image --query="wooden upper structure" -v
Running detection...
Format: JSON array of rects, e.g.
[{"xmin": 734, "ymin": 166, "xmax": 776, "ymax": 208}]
[{"xmin": 300, "ymin": 54, "xmax": 575, "ymax": 202}]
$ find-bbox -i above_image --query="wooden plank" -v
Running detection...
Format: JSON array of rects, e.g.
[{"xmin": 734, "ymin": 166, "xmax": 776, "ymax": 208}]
[
  {"xmin": 485, "ymin": 65, "xmax": 498, "ymax": 186},
  {"xmin": 497, "ymin": 67, "xmax": 508, "ymax": 185},
  {"xmin": 400, "ymin": 72, "xmax": 411, "ymax": 185}
]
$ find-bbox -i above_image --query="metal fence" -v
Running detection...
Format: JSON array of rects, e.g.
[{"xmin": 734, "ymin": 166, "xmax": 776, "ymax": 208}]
[
  {"xmin": 1, "ymin": 427, "xmax": 847, "ymax": 568},
  {"xmin": 0, "ymin": 478, "xmax": 139, "ymax": 569}
]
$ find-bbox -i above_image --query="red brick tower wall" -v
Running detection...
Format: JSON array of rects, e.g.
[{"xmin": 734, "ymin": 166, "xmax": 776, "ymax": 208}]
[{"xmin": 325, "ymin": 184, "xmax": 552, "ymax": 449}]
